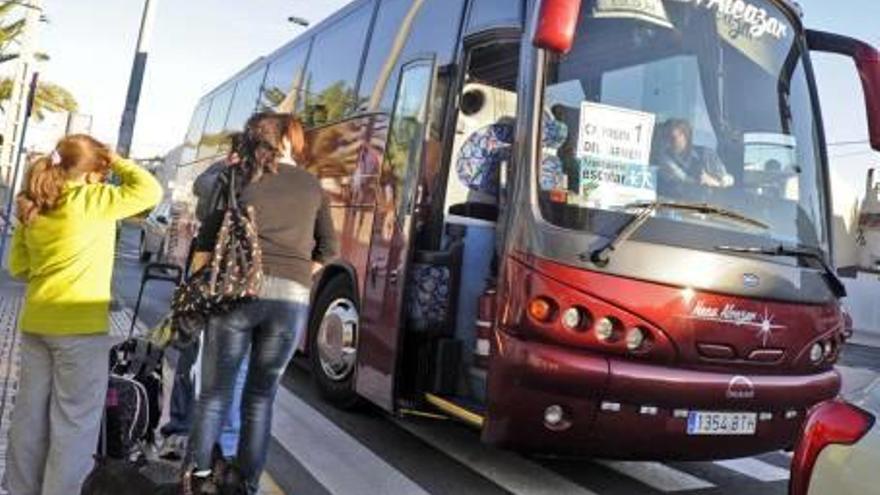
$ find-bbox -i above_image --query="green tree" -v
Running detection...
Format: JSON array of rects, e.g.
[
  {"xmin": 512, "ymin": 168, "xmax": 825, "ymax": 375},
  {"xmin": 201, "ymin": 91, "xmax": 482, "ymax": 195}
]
[
  {"xmin": 0, "ymin": 1, "xmax": 77, "ymax": 119},
  {"xmin": 0, "ymin": 78, "xmax": 77, "ymax": 119},
  {"xmin": 0, "ymin": 1, "xmax": 24, "ymax": 59}
]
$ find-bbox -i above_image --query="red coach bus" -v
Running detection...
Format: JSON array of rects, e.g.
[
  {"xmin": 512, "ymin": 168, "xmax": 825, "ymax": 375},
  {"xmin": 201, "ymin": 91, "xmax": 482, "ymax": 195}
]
[{"xmin": 168, "ymin": 0, "xmax": 880, "ymax": 459}]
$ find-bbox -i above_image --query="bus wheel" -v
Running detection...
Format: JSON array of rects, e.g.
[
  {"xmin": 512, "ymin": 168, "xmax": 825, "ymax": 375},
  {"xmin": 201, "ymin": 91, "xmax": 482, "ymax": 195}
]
[{"xmin": 309, "ymin": 275, "xmax": 360, "ymax": 409}]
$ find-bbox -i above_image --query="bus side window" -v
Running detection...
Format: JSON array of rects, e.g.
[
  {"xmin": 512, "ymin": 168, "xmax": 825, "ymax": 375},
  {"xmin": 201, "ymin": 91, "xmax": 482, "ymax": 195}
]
[{"xmin": 300, "ymin": 3, "xmax": 372, "ymax": 126}]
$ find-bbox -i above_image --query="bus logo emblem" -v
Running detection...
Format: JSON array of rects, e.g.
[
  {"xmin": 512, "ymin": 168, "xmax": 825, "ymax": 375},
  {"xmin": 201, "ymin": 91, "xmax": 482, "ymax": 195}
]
[
  {"xmin": 743, "ymin": 273, "xmax": 760, "ymax": 288},
  {"xmin": 726, "ymin": 376, "xmax": 755, "ymax": 400}
]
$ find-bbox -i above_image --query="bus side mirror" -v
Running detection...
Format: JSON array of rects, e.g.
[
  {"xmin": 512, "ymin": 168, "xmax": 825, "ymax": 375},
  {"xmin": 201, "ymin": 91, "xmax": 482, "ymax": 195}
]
[
  {"xmin": 807, "ymin": 30, "xmax": 880, "ymax": 152},
  {"xmin": 533, "ymin": 0, "xmax": 583, "ymax": 55}
]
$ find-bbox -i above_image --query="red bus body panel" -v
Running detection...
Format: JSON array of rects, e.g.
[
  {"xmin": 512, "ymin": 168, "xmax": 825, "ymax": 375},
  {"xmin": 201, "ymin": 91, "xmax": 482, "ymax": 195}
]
[{"xmin": 482, "ymin": 254, "xmax": 842, "ymax": 459}]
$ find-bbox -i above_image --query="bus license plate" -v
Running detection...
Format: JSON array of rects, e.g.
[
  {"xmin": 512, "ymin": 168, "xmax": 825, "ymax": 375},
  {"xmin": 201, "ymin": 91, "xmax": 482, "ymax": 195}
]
[{"xmin": 687, "ymin": 412, "xmax": 757, "ymax": 436}]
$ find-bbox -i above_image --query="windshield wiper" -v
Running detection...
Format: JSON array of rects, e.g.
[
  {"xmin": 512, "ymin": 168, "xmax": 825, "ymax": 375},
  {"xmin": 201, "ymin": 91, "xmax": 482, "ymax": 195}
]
[
  {"xmin": 586, "ymin": 201, "xmax": 770, "ymax": 267},
  {"xmin": 715, "ymin": 244, "xmax": 847, "ymax": 298}
]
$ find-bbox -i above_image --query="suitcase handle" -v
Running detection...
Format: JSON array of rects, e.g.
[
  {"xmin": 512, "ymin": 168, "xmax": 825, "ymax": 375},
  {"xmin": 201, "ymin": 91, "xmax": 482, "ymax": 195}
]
[
  {"xmin": 129, "ymin": 263, "xmax": 184, "ymax": 339},
  {"xmin": 142, "ymin": 263, "xmax": 184, "ymax": 285}
]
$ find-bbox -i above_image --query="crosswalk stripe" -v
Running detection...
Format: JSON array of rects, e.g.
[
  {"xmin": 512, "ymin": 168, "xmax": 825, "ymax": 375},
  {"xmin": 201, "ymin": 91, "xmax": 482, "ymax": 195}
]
[
  {"xmin": 396, "ymin": 419, "xmax": 599, "ymax": 495},
  {"xmin": 273, "ymin": 387, "xmax": 430, "ymax": 495},
  {"xmin": 597, "ymin": 461, "xmax": 715, "ymax": 492},
  {"xmin": 258, "ymin": 473, "xmax": 285, "ymax": 495},
  {"xmin": 714, "ymin": 458, "xmax": 790, "ymax": 482}
]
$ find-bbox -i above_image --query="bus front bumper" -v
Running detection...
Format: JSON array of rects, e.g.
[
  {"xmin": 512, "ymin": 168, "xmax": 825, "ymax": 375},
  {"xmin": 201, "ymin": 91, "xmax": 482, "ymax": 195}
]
[{"xmin": 482, "ymin": 331, "xmax": 841, "ymax": 460}]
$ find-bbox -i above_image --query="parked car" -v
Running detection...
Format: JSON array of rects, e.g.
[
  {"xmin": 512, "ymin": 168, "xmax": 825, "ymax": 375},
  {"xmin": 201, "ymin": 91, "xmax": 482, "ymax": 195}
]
[
  {"xmin": 139, "ymin": 201, "xmax": 171, "ymax": 262},
  {"xmin": 790, "ymin": 381, "xmax": 880, "ymax": 494}
]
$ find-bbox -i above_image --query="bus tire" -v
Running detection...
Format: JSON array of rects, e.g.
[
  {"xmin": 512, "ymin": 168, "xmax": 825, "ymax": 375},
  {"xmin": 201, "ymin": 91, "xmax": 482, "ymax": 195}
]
[{"xmin": 308, "ymin": 275, "xmax": 361, "ymax": 409}]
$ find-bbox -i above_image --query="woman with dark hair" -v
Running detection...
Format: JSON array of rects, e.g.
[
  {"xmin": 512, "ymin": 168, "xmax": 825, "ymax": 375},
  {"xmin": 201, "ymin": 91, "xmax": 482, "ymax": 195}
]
[
  {"xmin": 159, "ymin": 132, "xmax": 248, "ymax": 462},
  {"xmin": 5, "ymin": 135, "xmax": 161, "ymax": 494},
  {"xmin": 184, "ymin": 113, "xmax": 337, "ymax": 494}
]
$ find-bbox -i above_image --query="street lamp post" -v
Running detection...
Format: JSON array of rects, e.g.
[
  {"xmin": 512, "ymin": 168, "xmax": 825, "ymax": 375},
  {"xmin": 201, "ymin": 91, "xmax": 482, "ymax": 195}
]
[{"xmin": 116, "ymin": 0, "xmax": 159, "ymax": 158}]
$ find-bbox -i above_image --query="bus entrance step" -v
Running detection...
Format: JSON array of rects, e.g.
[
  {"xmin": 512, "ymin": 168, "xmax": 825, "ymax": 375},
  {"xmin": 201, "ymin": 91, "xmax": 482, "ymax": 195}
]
[{"xmin": 424, "ymin": 393, "xmax": 486, "ymax": 429}]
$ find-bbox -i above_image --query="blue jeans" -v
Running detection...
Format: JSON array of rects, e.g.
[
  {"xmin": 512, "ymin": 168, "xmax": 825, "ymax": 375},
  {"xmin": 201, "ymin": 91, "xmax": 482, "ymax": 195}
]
[
  {"xmin": 220, "ymin": 356, "xmax": 248, "ymax": 457},
  {"xmin": 187, "ymin": 276, "xmax": 309, "ymax": 494},
  {"xmin": 161, "ymin": 343, "xmax": 199, "ymax": 437},
  {"xmin": 162, "ymin": 340, "xmax": 248, "ymax": 458}
]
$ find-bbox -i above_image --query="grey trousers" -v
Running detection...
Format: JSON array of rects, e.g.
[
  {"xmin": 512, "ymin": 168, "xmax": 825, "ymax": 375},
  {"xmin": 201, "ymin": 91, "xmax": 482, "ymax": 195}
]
[{"xmin": 4, "ymin": 333, "xmax": 111, "ymax": 495}]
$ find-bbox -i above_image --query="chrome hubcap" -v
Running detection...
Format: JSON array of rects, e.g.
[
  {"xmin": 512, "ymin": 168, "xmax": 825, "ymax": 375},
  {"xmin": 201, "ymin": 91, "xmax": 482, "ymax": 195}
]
[{"xmin": 317, "ymin": 298, "xmax": 358, "ymax": 381}]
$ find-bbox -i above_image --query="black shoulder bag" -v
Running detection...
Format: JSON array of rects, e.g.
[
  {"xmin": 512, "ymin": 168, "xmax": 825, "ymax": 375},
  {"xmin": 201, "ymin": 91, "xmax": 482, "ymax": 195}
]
[{"xmin": 170, "ymin": 169, "xmax": 264, "ymax": 345}]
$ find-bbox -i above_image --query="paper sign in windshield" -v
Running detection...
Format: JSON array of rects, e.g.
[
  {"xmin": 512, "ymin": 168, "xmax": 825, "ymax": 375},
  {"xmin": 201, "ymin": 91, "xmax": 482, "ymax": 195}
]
[
  {"xmin": 576, "ymin": 102, "xmax": 657, "ymax": 210},
  {"xmin": 579, "ymin": 160, "xmax": 657, "ymax": 210},
  {"xmin": 576, "ymin": 102, "xmax": 656, "ymax": 166}
]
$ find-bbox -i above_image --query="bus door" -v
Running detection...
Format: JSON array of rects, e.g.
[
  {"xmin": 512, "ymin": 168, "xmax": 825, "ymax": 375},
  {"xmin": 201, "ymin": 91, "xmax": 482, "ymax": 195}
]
[{"xmin": 356, "ymin": 58, "xmax": 438, "ymax": 411}]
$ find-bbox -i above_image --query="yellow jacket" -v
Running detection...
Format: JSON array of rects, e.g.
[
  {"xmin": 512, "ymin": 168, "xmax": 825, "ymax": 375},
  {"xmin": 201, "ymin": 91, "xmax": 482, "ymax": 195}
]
[{"xmin": 9, "ymin": 159, "xmax": 162, "ymax": 335}]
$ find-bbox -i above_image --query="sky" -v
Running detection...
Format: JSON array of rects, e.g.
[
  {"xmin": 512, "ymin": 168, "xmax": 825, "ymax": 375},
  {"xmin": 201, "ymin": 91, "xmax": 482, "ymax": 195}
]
[
  {"xmin": 36, "ymin": 0, "xmax": 350, "ymax": 156},
  {"xmin": 25, "ymin": 0, "xmax": 880, "ymax": 197}
]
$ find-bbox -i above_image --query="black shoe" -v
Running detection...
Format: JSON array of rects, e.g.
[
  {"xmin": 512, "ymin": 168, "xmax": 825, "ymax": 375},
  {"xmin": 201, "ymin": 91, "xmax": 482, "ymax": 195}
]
[
  {"xmin": 181, "ymin": 469, "xmax": 219, "ymax": 495},
  {"xmin": 212, "ymin": 456, "xmax": 247, "ymax": 495}
]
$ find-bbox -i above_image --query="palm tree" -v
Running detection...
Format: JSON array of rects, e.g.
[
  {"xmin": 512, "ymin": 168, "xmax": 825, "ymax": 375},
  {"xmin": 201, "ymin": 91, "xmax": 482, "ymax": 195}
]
[
  {"xmin": 0, "ymin": 0, "xmax": 77, "ymax": 118},
  {"xmin": 0, "ymin": 1, "xmax": 24, "ymax": 60},
  {"xmin": 0, "ymin": 78, "xmax": 76, "ymax": 118}
]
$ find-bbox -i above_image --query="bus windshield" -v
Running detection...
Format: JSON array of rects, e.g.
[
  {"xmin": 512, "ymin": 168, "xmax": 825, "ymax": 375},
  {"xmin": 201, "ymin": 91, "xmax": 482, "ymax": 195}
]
[{"xmin": 538, "ymin": 0, "xmax": 828, "ymax": 253}]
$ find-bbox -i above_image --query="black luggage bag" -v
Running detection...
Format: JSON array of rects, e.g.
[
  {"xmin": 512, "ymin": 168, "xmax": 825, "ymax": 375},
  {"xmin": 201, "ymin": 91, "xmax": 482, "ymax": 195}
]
[
  {"xmin": 101, "ymin": 263, "xmax": 182, "ymax": 459},
  {"xmin": 82, "ymin": 264, "xmax": 184, "ymax": 495}
]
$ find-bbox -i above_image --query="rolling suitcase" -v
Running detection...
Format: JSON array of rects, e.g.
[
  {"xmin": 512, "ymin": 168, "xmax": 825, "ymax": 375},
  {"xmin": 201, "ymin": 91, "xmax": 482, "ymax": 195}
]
[
  {"xmin": 82, "ymin": 264, "xmax": 185, "ymax": 495},
  {"xmin": 102, "ymin": 262, "xmax": 183, "ymax": 459}
]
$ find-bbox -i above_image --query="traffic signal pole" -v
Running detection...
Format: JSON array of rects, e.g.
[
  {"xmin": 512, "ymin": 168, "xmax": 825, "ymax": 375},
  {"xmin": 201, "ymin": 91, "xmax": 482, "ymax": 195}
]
[{"xmin": 116, "ymin": 0, "xmax": 159, "ymax": 158}]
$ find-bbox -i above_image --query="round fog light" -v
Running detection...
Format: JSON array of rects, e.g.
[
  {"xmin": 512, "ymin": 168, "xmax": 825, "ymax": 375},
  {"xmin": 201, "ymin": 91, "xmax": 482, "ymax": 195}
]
[
  {"xmin": 562, "ymin": 307, "xmax": 584, "ymax": 330},
  {"xmin": 595, "ymin": 317, "xmax": 615, "ymax": 341},
  {"xmin": 544, "ymin": 405, "xmax": 564, "ymax": 426},
  {"xmin": 543, "ymin": 404, "xmax": 571, "ymax": 431},
  {"xmin": 809, "ymin": 342, "xmax": 824, "ymax": 364},
  {"xmin": 626, "ymin": 327, "xmax": 647, "ymax": 351}
]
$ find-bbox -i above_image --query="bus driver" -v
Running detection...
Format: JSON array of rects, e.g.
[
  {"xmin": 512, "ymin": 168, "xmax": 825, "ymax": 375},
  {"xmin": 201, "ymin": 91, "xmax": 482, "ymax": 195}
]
[{"xmin": 656, "ymin": 118, "xmax": 735, "ymax": 190}]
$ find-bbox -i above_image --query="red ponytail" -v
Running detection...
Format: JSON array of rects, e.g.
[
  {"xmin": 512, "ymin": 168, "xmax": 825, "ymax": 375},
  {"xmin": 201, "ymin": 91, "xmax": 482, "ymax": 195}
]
[{"xmin": 16, "ymin": 134, "xmax": 112, "ymax": 224}]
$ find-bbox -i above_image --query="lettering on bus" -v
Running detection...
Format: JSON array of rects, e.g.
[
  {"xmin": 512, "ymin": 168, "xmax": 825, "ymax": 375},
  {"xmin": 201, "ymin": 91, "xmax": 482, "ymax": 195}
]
[
  {"xmin": 691, "ymin": 301, "xmax": 761, "ymax": 325},
  {"xmin": 690, "ymin": 0, "xmax": 789, "ymax": 40},
  {"xmin": 683, "ymin": 301, "xmax": 786, "ymax": 347},
  {"xmin": 593, "ymin": 0, "xmax": 674, "ymax": 29},
  {"xmin": 593, "ymin": 0, "xmax": 789, "ymax": 41}
]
